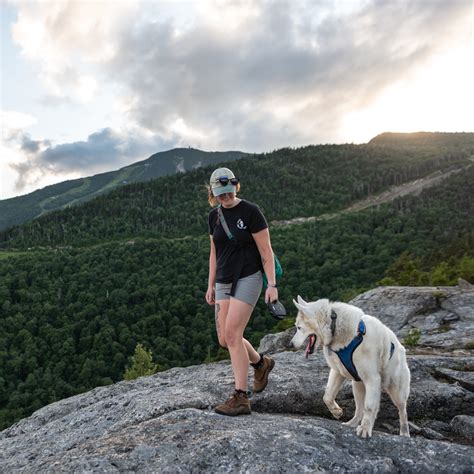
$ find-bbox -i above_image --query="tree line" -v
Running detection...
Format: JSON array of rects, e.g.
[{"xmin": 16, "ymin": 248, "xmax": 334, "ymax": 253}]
[{"xmin": 0, "ymin": 143, "xmax": 469, "ymax": 249}]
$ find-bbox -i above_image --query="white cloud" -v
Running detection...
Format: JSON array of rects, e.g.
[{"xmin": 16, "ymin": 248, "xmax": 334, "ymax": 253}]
[
  {"xmin": 1, "ymin": 110, "xmax": 37, "ymax": 140},
  {"xmin": 0, "ymin": 110, "xmax": 40, "ymax": 197},
  {"xmin": 11, "ymin": 0, "xmax": 137, "ymax": 103},
  {"xmin": 3, "ymin": 0, "xmax": 473, "ymax": 198},
  {"xmin": 4, "ymin": 124, "xmax": 175, "ymax": 194},
  {"xmin": 106, "ymin": 0, "xmax": 472, "ymax": 150}
]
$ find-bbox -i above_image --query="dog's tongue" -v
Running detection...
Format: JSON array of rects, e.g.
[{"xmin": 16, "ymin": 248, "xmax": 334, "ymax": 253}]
[{"xmin": 305, "ymin": 335, "xmax": 316, "ymax": 358}]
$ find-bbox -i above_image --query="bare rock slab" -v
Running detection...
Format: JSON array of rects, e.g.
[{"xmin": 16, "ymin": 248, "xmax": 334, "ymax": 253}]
[
  {"xmin": 350, "ymin": 285, "xmax": 474, "ymax": 351},
  {"xmin": 22, "ymin": 409, "xmax": 474, "ymax": 473},
  {"xmin": 1, "ymin": 352, "xmax": 473, "ymax": 472}
]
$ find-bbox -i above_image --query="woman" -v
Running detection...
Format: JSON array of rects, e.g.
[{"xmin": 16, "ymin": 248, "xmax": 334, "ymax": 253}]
[{"xmin": 206, "ymin": 167, "xmax": 278, "ymax": 416}]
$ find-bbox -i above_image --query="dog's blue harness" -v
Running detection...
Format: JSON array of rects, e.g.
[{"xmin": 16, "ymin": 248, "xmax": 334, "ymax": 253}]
[
  {"xmin": 331, "ymin": 318, "xmax": 366, "ymax": 381},
  {"xmin": 330, "ymin": 311, "xmax": 396, "ymax": 382}
]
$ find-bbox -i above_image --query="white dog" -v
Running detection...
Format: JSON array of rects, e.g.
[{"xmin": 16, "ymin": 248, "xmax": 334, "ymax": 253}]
[{"xmin": 291, "ymin": 296, "xmax": 410, "ymax": 438}]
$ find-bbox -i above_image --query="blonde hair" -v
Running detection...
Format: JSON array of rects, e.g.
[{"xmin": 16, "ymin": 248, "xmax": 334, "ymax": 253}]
[{"xmin": 206, "ymin": 183, "xmax": 241, "ymax": 207}]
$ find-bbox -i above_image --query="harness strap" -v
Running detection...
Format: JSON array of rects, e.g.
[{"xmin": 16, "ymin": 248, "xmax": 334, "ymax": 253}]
[
  {"xmin": 217, "ymin": 206, "xmax": 244, "ymax": 297},
  {"xmin": 331, "ymin": 320, "xmax": 366, "ymax": 382},
  {"xmin": 331, "ymin": 317, "xmax": 396, "ymax": 380},
  {"xmin": 217, "ymin": 206, "xmax": 233, "ymax": 240}
]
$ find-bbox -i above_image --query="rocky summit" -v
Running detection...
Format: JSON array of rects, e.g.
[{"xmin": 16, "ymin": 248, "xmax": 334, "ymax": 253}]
[{"xmin": 1, "ymin": 283, "xmax": 473, "ymax": 472}]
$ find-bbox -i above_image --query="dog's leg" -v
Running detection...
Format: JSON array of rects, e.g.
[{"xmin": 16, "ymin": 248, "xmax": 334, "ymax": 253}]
[
  {"xmin": 343, "ymin": 381, "xmax": 365, "ymax": 428},
  {"xmin": 356, "ymin": 375, "xmax": 381, "ymax": 438},
  {"xmin": 323, "ymin": 369, "xmax": 345, "ymax": 419},
  {"xmin": 386, "ymin": 384, "xmax": 410, "ymax": 437}
]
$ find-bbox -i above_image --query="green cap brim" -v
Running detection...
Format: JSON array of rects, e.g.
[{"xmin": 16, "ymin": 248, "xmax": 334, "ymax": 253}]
[{"xmin": 212, "ymin": 184, "xmax": 236, "ymax": 196}]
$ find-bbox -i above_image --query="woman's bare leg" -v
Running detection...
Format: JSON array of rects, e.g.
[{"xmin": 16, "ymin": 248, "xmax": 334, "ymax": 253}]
[
  {"xmin": 224, "ymin": 298, "xmax": 257, "ymax": 390},
  {"xmin": 215, "ymin": 299, "xmax": 260, "ymax": 365}
]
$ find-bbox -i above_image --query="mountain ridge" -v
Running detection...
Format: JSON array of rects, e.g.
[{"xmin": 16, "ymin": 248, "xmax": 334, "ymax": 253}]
[
  {"xmin": 0, "ymin": 148, "xmax": 247, "ymax": 232},
  {"xmin": 2, "ymin": 131, "xmax": 473, "ymax": 233},
  {"xmin": 369, "ymin": 131, "xmax": 474, "ymax": 148},
  {"xmin": 1, "ymin": 135, "xmax": 471, "ymax": 249}
]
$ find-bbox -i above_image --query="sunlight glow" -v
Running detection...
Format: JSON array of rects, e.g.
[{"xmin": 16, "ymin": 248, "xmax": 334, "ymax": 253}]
[{"xmin": 341, "ymin": 44, "xmax": 474, "ymax": 143}]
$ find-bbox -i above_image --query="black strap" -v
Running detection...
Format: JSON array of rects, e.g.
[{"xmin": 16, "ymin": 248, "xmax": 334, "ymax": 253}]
[
  {"xmin": 330, "ymin": 310, "xmax": 337, "ymax": 336},
  {"xmin": 217, "ymin": 206, "xmax": 243, "ymax": 297},
  {"xmin": 217, "ymin": 206, "xmax": 233, "ymax": 240}
]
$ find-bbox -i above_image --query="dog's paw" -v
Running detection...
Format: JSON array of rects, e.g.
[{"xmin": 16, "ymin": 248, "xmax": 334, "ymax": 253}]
[
  {"xmin": 343, "ymin": 417, "xmax": 360, "ymax": 428},
  {"xmin": 399, "ymin": 422, "xmax": 410, "ymax": 437},
  {"xmin": 331, "ymin": 406, "xmax": 343, "ymax": 419},
  {"xmin": 356, "ymin": 425, "xmax": 372, "ymax": 438}
]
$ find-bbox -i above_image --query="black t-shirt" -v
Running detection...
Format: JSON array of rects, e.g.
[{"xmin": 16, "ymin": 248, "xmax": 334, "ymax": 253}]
[{"xmin": 208, "ymin": 200, "xmax": 268, "ymax": 284}]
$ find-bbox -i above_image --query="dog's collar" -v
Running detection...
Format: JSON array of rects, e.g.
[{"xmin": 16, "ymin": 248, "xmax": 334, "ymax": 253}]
[
  {"xmin": 330, "ymin": 310, "xmax": 337, "ymax": 337},
  {"xmin": 330, "ymin": 310, "xmax": 365, "ymax": 339}
]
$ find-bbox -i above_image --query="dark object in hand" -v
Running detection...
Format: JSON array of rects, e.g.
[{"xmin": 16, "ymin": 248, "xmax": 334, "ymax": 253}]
[{"xmin": 267, "ymin": 300, "xmax": 287, "ymax": 320}]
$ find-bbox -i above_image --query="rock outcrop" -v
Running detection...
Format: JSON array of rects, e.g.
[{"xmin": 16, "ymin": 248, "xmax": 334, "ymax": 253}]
[
  {"xmin": 1, "ymin": 284, "xmax": 473, "ymax": 472},
  {"xmin": 349, "ymin": 284, "xmax": 474, "ymax": 352}
]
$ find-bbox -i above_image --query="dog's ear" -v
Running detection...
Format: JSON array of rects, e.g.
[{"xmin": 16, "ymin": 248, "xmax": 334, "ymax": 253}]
[
  {"xmin": 297, "ymin": 295, "xmax": 308, "ymax": 305},
  {"xmin": 293, "ymin": 297, "xmax": 308, "ymax": 315}
]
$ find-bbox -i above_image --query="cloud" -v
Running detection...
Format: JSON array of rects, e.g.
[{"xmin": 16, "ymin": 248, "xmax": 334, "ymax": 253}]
[
  {"xmin": 10, "ymin": 0, "xmax": 137, "ymax": 104},
  {"xmin": 1, "ymin": 110, "xmax": 38, "ymax": 140},
  {"xmin": 4, "ymin": 125, "xmax": 175, "ymax": 193},
  {"xmin": 107, "ymin": 0, "xmax": 472, "ymax": 149},
  {"xmin": 10, "ymin": 1, "xmax": 472, "ymax": 146},
  {"xmin": 5, "ymin": 0, "xmax": 472, "ymax": 198}
]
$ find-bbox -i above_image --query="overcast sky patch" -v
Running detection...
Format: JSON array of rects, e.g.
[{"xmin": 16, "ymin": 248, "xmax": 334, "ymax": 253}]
[{"xmin": 1, "ymin": 0, "xmax": 472, "ymax": 199}]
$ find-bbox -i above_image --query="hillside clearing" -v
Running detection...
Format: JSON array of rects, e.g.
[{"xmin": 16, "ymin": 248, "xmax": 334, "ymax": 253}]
[{"xmin": 271, "ymin": 165, "xmax": 471, "ymax": 227}]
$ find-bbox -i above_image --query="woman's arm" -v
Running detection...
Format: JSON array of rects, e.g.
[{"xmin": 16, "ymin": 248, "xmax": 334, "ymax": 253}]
[
  {"xmin": 253, "ymin": 228, "xmax": 275, "ymax": 284},
  {"xmin": 206, "ymin": 236, "xmax": 217, "ymax": 305},
  {"xmin": 253, "ymin": 228, "xmax": 278, "ymax": 303}
]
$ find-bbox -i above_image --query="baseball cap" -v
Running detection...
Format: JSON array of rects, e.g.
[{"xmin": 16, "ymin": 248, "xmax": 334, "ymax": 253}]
[{"xmin": 210, "ymin": 167, "xmax": 237, "ymax": 196}]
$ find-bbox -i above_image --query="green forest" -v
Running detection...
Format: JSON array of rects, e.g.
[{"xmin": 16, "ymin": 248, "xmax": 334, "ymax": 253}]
[
  {"xmin": 0, "ymin": 143, "xmax": 469, "ymax": 248},
  {"xmin": 0, "ymin": 137, "xmax": 473, "ymax": 430}
]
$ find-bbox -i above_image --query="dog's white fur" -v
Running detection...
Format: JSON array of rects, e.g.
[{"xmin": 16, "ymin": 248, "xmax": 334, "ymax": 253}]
[{"xmin": 291, "ymin": 296, "xmax": 410, "ymax": 438}]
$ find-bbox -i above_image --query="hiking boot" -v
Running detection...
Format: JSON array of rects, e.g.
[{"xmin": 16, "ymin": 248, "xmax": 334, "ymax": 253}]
[
  {"xmin": 253, "ymin": 355, "xmax": 275, "ymax": 393},
  {"xmin": 214, "ymin": 390, "xmax": 251, "ymax": 416}
]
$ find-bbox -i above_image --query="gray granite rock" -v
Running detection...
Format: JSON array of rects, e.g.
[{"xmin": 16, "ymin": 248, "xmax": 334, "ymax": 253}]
[
  {"xmin": 349, "ymin": 285, "xmax": 474, "ymax": 351},
  {"xmin": 15, "ymin": 409, "xmax": 474, "ymax": 473},
  {"xmin": 1, "ymin": 284, "xmax": 473, "ymax": 472},
  {"xmin": 1, "ymin": 351, "xmax": 472, "ymax": 472},
  {"xmin": 451, "ymin": 415, "xmax": 474, "ymax": 441},
  {"xmin": 258, "ymin": 326, "xmax": 296, "ymax": 354}
]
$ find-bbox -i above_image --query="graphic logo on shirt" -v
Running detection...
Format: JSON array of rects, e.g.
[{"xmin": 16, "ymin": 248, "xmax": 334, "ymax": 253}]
[{"xmin": 237, "ymin": 219, "xmax": 247, "ymax": 230}]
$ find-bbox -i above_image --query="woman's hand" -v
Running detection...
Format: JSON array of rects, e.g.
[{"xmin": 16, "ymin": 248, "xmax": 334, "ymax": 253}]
[
  {"xmin": 206, "ymin": 286, "xmax": 215, "ymax": 305},
  {"xmin": 265, "ymin": 286, "xmax": 278, "ymax": 304}
]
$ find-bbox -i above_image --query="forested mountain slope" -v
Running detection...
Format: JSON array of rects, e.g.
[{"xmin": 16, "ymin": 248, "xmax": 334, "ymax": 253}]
[
  {"xmin": 0, "ymin": 149, "xmax": 247, "ymax": 232},
  {"xmin": 0, "ymin": 141, "xmax": 469, "ymax": 249},
  {"xmin": 271, "ymin": 165, "xmax": 470, "ymax": 226},
  {"xmin": 369, "ymin": 131, "xmax": 474, "ymax": 150},
  {"xmin": 0, "ymin": 135, "xmax": 473, "ymax": 431}
]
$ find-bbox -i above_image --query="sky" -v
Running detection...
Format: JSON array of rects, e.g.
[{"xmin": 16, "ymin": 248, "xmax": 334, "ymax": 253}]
[{"xmin": 1, "ymin": 0, "xmax": 473, "ymax": 200}]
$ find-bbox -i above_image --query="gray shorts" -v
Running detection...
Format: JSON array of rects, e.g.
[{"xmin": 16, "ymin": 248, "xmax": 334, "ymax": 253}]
[{"xmin": 215, "ymin": 271, "xmax": 263, "ymax": 306}]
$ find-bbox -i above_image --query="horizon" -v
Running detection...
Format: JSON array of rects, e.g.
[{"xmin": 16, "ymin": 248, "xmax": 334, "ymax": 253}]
[{"xmin": 1, "ymin": 0, "xmax": 473, "ymax": 200}]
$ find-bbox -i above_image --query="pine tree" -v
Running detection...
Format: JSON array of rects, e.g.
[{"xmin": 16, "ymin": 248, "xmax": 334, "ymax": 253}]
[{"xmin": 123, "ymin": 343, "xmax": 159, "ymax": 381}]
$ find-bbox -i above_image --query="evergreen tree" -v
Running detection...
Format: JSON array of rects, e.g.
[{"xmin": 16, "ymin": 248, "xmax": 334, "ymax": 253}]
[{"xmin": 123, "ymin": 344, "xmax": 159, "ymax": 381}]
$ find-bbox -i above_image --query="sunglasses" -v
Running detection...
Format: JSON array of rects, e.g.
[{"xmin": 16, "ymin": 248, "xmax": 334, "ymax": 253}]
[{"xmin": 216, "ymin": 176, "xmax": 239, "ymax": 186}]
